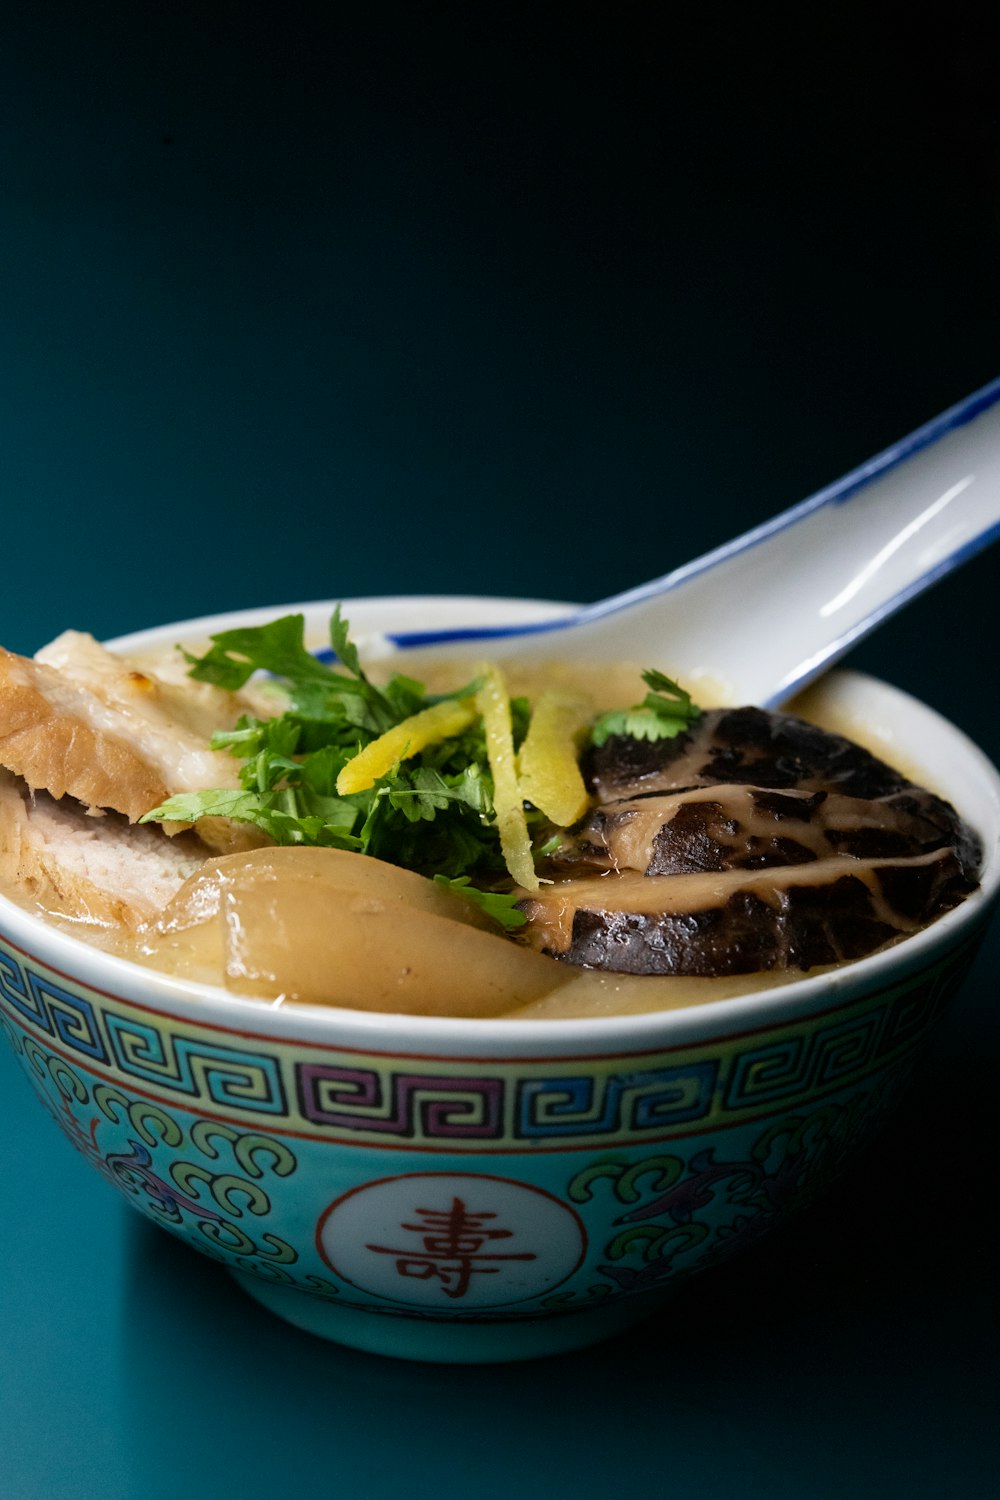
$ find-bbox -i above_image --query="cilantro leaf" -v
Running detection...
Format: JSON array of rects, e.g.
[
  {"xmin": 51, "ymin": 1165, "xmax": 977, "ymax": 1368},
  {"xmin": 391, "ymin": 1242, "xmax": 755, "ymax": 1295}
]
[
  {"xmin": 138, "ymin": 788, "xmax": 362, "ymax": 847},
  {"xmin": 184, "ymin": 611, "xmax": 397, "ymax": 727},
  {"xmin": 433, "ymin": 875, "xmax": 527, "ymax": 930},
  {"xmin": 183, "ymin": 614, "xmax": 332, "ymax": 691},
  {"xmin": 591, "ymin": 668, "xmax": 701, "ymax": 747},
  {"xmin": 589, "ymin": 707, "xmax": 683, "ymax": 744},
  {"xmin": 639, "ymin": 668, "xmax": 698, "ymax": 720},
  {"xmin": 329, "ymin": 602, "xmax": 365, "ymax": 679},
  {"xmin": 139, "ymin": 789, "xmax": 267, "ymax": 825}
]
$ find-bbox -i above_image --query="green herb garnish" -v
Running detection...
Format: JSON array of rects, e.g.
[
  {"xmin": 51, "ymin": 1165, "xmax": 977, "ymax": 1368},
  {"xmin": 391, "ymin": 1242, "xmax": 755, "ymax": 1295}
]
[
  {"xmin": 143, "ymin": 611, "xmax": 506, "ymax": 878},
  {"xmin": 590, "ymin": 668, "xmax": 700, "ymax": 747},
  {"xmin": 141, "ymin": 610, "xmax": 701, "ymax": 903},
  {"xmin": 432, "ymin": 875, "xmax": 527, "ymax": 930}
]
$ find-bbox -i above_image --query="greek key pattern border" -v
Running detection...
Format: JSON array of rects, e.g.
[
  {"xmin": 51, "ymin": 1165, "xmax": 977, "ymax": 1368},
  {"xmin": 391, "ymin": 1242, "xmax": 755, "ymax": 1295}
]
[{"xmin": 0, "ymin": 933, "xmax": 978, "ymax": 1147}]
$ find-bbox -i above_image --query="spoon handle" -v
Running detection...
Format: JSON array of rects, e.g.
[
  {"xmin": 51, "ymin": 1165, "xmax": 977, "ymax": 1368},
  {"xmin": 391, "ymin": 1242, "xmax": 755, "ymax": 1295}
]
[{"xmin": 385, "ymin": 375, "xmax": 1000, "ymax": 706}]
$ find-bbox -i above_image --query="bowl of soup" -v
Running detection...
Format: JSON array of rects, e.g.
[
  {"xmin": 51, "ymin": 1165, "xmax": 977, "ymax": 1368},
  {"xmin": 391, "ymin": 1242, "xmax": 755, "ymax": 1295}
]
[{"xmin": 0, "ymin": 596, "xmax": 997, "ymax": 1362}]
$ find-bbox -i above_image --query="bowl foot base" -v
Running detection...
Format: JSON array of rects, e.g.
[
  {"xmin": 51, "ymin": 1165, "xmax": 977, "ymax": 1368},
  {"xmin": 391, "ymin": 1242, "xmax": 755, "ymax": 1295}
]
[{"xmin": 229, "ymin": 1270, "xmax": 650, "ymax": 1363}]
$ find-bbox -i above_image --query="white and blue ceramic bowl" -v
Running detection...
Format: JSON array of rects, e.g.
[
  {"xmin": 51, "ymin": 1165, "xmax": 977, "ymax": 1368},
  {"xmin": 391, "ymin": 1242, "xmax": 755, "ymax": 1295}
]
[{"xmin": 1, "ymin": 598, "xmax": 997, "ymax": 1362}]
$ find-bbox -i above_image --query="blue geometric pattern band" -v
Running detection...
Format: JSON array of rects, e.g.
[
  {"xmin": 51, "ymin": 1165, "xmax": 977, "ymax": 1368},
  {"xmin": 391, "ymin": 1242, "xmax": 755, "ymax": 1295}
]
[{"xmin": 0, "ymin": 931, "xmax": 978, "ymax": 1149}]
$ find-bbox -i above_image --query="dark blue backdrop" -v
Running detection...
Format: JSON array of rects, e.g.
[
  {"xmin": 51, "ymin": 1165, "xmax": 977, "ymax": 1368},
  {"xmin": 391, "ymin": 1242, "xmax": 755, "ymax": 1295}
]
[{"xmin": 1, "ymin": 7, "xmax": 998, "ymax": 1498}]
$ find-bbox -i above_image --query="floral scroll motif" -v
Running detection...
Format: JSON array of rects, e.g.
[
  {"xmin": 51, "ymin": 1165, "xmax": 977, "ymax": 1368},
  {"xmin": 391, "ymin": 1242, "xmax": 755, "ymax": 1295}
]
[
  {"xmin": 11, "ymin": 1045, "xmax": 300, "ymax": 1274},
  {"xmin": 562, "ymin": 1061, "xmax": 911, "ymax": 1298}
]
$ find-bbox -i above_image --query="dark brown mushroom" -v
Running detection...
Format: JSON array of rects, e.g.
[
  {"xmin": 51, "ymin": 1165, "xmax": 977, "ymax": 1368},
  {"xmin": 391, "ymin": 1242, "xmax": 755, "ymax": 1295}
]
[{"xmin": 520, "ymin": 708, "xmax": 981, "ymax": 977}]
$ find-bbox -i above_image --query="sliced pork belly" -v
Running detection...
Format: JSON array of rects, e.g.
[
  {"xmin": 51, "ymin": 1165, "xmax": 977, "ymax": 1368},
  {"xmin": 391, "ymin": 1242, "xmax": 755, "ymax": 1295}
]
[
  {"xmin": 522, "ymin": 707, "xmax": 980, "ymax": 977},
  {"xmin": 0, "ymin": 772, "xmax": 206, "ymax": 929}
]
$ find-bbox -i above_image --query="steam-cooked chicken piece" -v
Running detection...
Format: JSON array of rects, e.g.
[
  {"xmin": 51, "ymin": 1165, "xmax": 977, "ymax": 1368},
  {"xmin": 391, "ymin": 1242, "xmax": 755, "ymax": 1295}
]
[
  {"xmin": 35, "ymin": 630, "xmax": 245, "ymax": 752},
  {"xmin": 0, "ymin": 645, "xmax": 174, "ymax": 822}
]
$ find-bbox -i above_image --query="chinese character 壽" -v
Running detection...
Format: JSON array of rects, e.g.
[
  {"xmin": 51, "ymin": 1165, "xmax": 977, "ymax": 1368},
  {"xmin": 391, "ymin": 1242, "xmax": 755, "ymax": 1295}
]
[{"xmin": 367, "ymin": 1196, "xmax": 535, "ymax": 1299}]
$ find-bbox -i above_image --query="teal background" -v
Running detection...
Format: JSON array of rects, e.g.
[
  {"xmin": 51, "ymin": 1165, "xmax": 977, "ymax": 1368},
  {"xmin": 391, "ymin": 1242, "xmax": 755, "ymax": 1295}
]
[{"xmin": 1, "ymin": 5, "xmax": 998, "ymax": 1497}]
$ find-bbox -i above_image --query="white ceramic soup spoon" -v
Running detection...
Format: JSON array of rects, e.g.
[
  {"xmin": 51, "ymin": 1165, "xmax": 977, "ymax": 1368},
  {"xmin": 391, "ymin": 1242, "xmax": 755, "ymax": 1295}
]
[{"xmin": 368, "ymin": 375, "xmax": 1000, "ymax": 707}]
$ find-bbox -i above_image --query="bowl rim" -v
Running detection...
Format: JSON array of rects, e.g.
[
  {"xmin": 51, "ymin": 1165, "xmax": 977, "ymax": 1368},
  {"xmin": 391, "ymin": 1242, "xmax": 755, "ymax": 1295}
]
[{"xmin": 1, "ymin": 594, "xmax": 997, "ymax": 1055}]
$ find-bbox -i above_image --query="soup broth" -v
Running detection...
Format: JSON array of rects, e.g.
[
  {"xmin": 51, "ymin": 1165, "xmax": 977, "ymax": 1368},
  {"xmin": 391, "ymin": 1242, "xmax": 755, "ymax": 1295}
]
[{"xmin": 0, "ymin": 635, "xmax": 978, "ymax": 1020}]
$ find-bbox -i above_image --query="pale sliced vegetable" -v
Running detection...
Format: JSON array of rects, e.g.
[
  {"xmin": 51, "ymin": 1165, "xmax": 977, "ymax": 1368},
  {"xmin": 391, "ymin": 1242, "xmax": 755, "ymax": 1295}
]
[
  {"xmin": 475, "ymin": 664, "xmax": 538, "ymax": 891},
  {"xmin": 220, "ymin": 879, "xmax": 566, "ymax": 1016},
  {"xmin": 517, "ymin": 690, "xmax": 592, "ymax": 826},
  {"xmin": 335, "ymin": 698, "xmax": 476, "ymax": 794},
  {"xmin": 157, "ymin": 846, "xmax": 496, "ymax": 933},
  {"xmin": 145, "ymin": 845, "xmax": 568, "ymax": 1015}
]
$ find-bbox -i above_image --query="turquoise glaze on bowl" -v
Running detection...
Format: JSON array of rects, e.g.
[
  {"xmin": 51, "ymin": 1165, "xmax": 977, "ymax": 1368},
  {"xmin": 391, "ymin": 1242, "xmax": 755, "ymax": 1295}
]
[{"xmin": 1, "ymin": 599, "xmax": 997, "ymax": 1363}]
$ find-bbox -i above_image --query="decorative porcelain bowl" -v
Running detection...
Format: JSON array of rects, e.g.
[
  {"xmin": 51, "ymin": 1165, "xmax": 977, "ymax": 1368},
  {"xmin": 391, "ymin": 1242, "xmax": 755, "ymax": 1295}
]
[{"xmin": 1, "ymin": 598, "xmax": 998, "ymax": 1363}]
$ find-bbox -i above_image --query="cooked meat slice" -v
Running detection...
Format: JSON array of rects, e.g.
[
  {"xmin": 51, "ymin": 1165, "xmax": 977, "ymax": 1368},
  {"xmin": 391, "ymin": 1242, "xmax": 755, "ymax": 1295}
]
[
  {"xmin": 517, "ymin": 848, "xmax": 971, "ymax": 976},
  {"xmin": 35, "ymin": 630, "xmax": 242, "ymax": 750},
  {"xmin": 0, "ymin": 646, "xmax": 172, "ymax": 822},
  {"xmin": 30, "ymin": 631, "xmax": 243, "ymax": 798},
  {"xmin": 0, "ymin": 772, "xmax": 206, "ymax": 929},
  {"xmin": 0, "ymin": 637, "xmax": 256, "ymax": 850}
]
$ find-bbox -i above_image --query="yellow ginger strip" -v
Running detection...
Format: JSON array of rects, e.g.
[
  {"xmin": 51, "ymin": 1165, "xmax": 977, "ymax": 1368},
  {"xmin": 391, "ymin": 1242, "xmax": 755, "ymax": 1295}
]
[
  {"xmin": 335, "ymin": 699, "xmax": 476, "ymax": 795},
  {"xmin": 516, "ymin": 690, "xmax": 592, "ymax": 827},
  {"xmin": 475, "ymin": 664, "xmax": 538, "ymax": 891}
]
